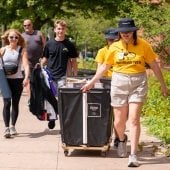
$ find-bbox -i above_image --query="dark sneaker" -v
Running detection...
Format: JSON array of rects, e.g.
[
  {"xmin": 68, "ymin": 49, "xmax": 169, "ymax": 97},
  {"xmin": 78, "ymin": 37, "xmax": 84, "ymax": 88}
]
[
  {"xmin": 113, "ymin": 137, "xmax": 119, "ymax": 148},
  {"xmin": 117, "ymin": 134, "xmax": 128, "ymax": 158},
  {"xmin": 10, "ymin": 126, "xmax": 17, "ymax": 135},
  {"xmin": 128, "ymin": 154, "xmax": 139, "ymax": 167},
  {"xmin": 4, "ymin": 128, "xmax": 11, "ymax": 138},
  {"xmin": 48, "ymin": 120, "xmax": 55, "ymax": 129}
]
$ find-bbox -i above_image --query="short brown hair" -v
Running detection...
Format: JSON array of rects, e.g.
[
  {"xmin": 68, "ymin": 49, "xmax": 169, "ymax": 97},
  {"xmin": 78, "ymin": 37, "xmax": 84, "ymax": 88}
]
[{"xmin": 54, "ymin": 19, "xmax": 67, "ymax": 28}]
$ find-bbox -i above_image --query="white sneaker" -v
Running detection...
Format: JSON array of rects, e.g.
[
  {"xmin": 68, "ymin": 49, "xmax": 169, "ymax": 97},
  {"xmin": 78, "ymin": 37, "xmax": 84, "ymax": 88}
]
[
  {"xmin": 117, "ymin": 134, "xmax": 127, "ymax": 158},
  {"xmin": 4, "ymin": 127, "xmax": 11, "ymax": 138},
  {"xmin": 128, "ymin": 154, "xmax": 139, "ymax": 167},
  {"xmin": 10, "ymin": 126, "xmax": 17, "ymax": 135}
]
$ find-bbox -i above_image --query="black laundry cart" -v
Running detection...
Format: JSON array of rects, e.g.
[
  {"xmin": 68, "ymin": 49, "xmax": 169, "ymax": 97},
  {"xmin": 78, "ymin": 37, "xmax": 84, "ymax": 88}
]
[{"xmin": 58, "ymin": 86, "xmax": 112, "ymax": 156}]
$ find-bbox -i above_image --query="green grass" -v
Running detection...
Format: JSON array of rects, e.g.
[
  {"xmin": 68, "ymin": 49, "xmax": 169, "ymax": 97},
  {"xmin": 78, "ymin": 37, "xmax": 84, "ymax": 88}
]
[
  {"xmin": 77, "ymin": 57, "xmax": 96, "ymax": 70},
  {"xmin": 142, "ymin": 70, "xmax": 170, "ymax": 144}
]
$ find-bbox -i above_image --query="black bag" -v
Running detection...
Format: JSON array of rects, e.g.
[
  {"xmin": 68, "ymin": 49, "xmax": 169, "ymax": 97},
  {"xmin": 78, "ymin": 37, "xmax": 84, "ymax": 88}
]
[
  {"xmin": 1, "ymin": 47, "xmax": 22, "ymax": 75},
  {"xmin": 3, "ymin": 64, "xmax": 18, "ymax": 75}
]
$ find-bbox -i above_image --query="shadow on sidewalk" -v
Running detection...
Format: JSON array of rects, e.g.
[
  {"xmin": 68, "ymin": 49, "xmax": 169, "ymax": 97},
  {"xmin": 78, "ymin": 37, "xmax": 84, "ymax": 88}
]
[
  {"xmin": 139, "ymin": 156, "xmax": 170, "ymax": 165},
  {"xmin": 137, "ymin": 141, "xmax": 170, "ymax": 165},
  {"xmin": 16, "ymin": 129, "xmax": 60, "ymax": 138},
  {"xmin": 61, "ymin": 144, "xmax": 170, "ymax": 165}
]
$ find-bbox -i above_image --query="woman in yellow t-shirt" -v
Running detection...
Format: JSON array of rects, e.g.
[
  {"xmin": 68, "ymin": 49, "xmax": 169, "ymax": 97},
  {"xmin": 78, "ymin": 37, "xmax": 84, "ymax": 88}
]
[
  {"xmin": 95, "ymin": 28, "xmax": 119, "ymax": 147},
  {"xmin": 81, "ymin": 18, "xmax": 168, "ymax": 167},
  {"xmin": 95, "ymin": 28, "xmax": 118, "ymax": 77}
]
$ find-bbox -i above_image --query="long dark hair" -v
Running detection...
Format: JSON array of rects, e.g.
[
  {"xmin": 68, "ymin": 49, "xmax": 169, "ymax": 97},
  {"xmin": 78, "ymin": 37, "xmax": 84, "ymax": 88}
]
[
  {"xmin": 118, "ymin": 31, "xmax": 138, "ymax": 45},
  {"xmin": 133, "ymin": 31, "xmax": 137, "ymax": 45}
]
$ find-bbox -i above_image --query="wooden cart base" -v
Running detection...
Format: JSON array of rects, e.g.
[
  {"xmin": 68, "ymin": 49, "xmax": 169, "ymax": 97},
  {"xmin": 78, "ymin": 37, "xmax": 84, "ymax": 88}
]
[{"xmin": 62, "ymin": 143, "xmax": 111, "ymax": 157}]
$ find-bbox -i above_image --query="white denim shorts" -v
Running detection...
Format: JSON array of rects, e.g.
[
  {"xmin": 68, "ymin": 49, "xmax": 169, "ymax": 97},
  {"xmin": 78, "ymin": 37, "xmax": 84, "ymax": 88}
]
[{"xmin": 110, "ymin": 72, "xmax": 148, "ymax": 107}]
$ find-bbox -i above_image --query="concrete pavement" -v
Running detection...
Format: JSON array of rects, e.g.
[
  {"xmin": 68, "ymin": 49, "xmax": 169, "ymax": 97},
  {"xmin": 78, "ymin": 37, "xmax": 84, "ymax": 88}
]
[{"xmin": 0, "ymin": 93, "xmax": 169, "ymax": 170}]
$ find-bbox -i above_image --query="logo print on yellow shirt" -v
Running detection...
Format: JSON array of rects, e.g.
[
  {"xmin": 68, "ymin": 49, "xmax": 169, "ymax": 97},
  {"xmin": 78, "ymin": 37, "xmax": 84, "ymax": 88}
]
[{"xmin": 118, "ymin": 52, "xmax": 136, "ymax": 61}]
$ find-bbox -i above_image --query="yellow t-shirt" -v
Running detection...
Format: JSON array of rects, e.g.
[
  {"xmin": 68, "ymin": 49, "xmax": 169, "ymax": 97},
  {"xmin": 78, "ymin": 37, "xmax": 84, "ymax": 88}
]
[
  {"xmin": 104, "ymin": 38, "xmax": 157, "ymax": 74},
  {"xmin": 95, "ymin": 46, "xmax": 113, "ymax": 77}
]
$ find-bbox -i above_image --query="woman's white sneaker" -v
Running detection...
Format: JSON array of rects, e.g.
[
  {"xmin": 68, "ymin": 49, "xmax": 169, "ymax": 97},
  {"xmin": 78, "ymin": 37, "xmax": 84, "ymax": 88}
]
[
  {"xmin": 128, "ymin": 154, "xmax": 139, "ymax": 167},
  {"xmin": 4, "ymin": 127, "xmax": 11, "ymax": 138},
  {"xmin": 10, "ymin": 126, "xmax": 17, "ymax": 135}
]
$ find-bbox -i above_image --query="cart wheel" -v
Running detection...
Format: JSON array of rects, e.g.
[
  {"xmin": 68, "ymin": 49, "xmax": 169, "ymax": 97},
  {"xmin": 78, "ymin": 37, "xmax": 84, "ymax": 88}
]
[
  {"xmin": 64, "ymin": 150, "xmax": 69, "ymax": 156},
  {"xmin": 101, "ymin": 151, "xmax": 107, "ymax": 157}
]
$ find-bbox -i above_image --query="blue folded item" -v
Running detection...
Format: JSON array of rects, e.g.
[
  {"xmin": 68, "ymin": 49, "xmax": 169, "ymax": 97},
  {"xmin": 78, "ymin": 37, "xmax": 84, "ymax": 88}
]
[
  {"xmin": 0, "ymin": 69, "xmax": 11, "ymax": 98},
  {"xmin": 43, "ymin": 68, "xmax": 57, "ymax": 96}
]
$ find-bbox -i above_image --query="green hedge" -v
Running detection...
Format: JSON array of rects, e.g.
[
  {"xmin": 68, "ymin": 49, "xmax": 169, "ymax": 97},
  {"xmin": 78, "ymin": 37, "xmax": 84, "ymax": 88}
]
[{"xmin": 142, "ymin": 70, "xmax": 170, "ymax": 144}]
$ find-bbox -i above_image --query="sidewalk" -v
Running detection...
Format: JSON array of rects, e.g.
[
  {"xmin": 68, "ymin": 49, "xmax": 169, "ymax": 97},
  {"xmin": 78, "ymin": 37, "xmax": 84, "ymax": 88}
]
[{"xmin": 0, "ymin": 93, "xmax": 169, "ymax": 170}]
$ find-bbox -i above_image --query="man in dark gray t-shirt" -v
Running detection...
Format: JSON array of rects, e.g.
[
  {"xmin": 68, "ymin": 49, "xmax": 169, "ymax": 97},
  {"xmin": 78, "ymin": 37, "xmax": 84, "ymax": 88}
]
[
  {"xmin": 22, "ymin": 19, "xmax": 46, "ymax": 99},
  {"xmin": 22, "ymin": 19, "xmax": 46, "ymax": 70}
]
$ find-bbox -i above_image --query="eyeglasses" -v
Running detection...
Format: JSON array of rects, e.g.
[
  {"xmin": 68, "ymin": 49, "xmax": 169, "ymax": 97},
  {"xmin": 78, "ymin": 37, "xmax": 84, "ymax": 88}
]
[
  {"xmin": 9, "ymin": 36, "xmax": 19, "ymax": 40},
  {"xmin": 23, "ymin": 24, "xmax": 31, "ymax": 27}
]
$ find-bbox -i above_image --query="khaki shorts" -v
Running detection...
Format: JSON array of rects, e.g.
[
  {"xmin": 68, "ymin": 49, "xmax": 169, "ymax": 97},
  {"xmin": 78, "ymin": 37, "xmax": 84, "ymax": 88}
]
[{"xmin": 110, "ymin": 72, "xmax": 148, "ymax": 107}]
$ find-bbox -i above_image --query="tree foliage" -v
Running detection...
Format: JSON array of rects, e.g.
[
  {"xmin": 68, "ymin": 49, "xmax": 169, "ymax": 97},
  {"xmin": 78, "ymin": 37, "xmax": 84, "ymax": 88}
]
[
  {"xmin": 65, "ymin": 14, "xmax": 116, "ymax": 51},
  {"xmin": 0, "ymin": 0, "xmax": 127, "ymax": 29},
  {"xmin": 0, "ymin": 0, "xmax": 170, "ymax": 63}
]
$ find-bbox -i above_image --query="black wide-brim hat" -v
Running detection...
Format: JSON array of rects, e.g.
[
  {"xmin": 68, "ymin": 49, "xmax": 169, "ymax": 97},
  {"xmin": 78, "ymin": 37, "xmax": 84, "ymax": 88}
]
[
  {"xmin": 104, "ymin": 27, "xmax": 119, "ymax": 39},
  {"xmin": 117, "ymin": 18, "xmax": 138, "ymax": 32}
]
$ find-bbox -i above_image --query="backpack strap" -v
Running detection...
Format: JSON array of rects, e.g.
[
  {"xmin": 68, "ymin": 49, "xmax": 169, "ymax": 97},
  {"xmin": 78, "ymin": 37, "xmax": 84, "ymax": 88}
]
[
  {"xmin": 18, "ymin": 47, "xmax": 22, "ymax": 61},
  {"xmin": 14, "ymin": 46, "xmax": 22, "ymax": 66},
  {"xmin": 19, "ymin": 46, "xmax": 22, "ymax": 54}
]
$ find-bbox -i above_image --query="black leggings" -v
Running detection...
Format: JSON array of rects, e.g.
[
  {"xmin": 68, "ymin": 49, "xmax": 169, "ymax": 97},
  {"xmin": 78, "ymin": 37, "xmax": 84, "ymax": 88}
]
[{"xmin": 3, "ymin": 78, "xmax": 23, "ymax": 127}]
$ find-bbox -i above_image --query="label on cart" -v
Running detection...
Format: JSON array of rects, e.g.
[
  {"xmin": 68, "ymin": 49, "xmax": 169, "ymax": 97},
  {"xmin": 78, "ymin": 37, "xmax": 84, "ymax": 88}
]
[{"xmin": 87, "ymin": 103, "xmax": 101, "ymax": 117}]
